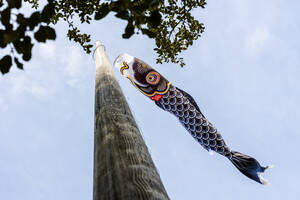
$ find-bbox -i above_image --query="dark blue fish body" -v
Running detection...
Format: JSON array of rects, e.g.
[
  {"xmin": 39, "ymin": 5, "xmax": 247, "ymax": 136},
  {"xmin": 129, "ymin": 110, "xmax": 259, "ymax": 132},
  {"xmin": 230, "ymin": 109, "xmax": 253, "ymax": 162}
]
[
  {"xmin": 114, "ymin": 53, "xmax": 272, "ymax": 185},
  {"xmin": 156, "ymin": 85, "xmax": 231, "ymax": 157}
]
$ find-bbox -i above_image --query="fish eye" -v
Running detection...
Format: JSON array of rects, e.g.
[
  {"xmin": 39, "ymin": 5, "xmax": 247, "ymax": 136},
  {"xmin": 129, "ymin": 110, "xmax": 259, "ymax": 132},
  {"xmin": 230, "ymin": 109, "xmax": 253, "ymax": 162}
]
[{"xmin": 146, "ymin": 71, "xmax": 160, "ymax": 85}]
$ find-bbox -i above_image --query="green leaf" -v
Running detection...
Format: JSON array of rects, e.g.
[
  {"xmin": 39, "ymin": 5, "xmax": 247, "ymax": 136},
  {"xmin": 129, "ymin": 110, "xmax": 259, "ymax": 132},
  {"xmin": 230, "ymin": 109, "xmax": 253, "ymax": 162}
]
[
  {"xmin": 141, "ymin": 29, "xmax": 156, "ymax": 38},
  {"xmin": 122, "ymin": 20, "xmax": 134, "ymax": 39},
  {"xmin": 0, "ymin": 30, "xmax": 7, "ymax": 48},
  {"xmin": 0, "ymin": 8, "xmax": 11, "ymax": 28},
  {"xmin": 34, "ymin": 25, "xmax": 56, "ymax": 42},
  {"xmin": 22, "ymin": 52, "xmax": 32, "ymax": 61},
  {"xmin": 41, "ymin": 2, "xmax": 55, "ymax": 22},
  {"xmin": 16, "ymin": 14, "xmax": 25, "ymax": 24},
  {"xmin": 115, "ymin": 10, "xmax": 129, "ymax": 20},
  {"xmin": 28, "ymin": 11, "xmax": 41, "ymax": 30},
  {"xmin": 148, "ymin": 10, "xmax": 161, "ymax": 28},
  {"xmin": 95, "ymin": 3, "xmax": 110, "ymax": 20},
  {"xmin": 13, "ymin": 36, "xmax": 33, "ymax": 55},
  {"xmin": 7, "ymin": 0, "xmax": 22, "ymax": 9},
  {"xmin": 3, "ymin": 30, "xmax": 19, "ymax": 43},
  {"xmin": 14, "ymin": 57, "xmax": 23, "ymax": 70},
  {"xmin": 15, "ymin": 23, "xmax": 26, "ymax": 38},
  {"xmin": 13, "ymin": 36, "xmax": 33, "ymax": 61},
  {"xmin": 13, "ymin": 40, "xmax": 23, "ymax": 54},
  {"xmin": 0, "ymin": 55, "xmax": 12, "ymax": 74}
]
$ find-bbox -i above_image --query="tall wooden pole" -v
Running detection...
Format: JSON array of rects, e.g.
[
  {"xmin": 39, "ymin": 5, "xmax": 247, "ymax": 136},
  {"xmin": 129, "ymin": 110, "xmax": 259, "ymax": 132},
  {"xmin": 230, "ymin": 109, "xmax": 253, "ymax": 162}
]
[{"xmin": 93, "ymin": 41, "xmax": 169, "ymax": 200}]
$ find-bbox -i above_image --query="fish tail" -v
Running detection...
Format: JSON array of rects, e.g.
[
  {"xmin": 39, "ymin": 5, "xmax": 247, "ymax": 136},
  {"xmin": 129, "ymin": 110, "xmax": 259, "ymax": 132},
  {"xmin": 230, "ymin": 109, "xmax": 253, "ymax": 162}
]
[{"xmin": 228, "ymin": 151, "xmax": 272, "ymax": 185}]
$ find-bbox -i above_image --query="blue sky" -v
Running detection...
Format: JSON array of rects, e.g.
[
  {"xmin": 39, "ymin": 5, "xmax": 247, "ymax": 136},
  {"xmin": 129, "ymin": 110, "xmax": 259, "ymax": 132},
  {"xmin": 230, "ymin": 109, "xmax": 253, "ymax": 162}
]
[{"xmin": 1, "ymin": 0, "xmax": 300, "ymax": 199}]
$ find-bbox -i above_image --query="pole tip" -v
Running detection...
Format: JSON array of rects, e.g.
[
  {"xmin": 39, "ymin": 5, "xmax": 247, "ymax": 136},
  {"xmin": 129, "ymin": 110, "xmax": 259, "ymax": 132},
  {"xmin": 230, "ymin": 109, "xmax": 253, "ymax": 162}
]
[
  {"xmin": 95, "ymin": 41, "xmax": 102, "ymax": 47},
  {"xmin": 93, "ymin": 41, "xmax": 106, "ymax": 60}
]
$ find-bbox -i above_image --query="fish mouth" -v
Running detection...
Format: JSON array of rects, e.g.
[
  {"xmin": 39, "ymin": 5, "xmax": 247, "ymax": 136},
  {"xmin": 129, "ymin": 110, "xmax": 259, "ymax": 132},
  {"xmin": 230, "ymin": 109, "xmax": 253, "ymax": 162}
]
[
  {"xmin": 119, "ymin": 61, "xmax": 148, "ymax": 87},
  {"xmin": 113, "ymin": 53, "xmax": 148, "ymax": 87},
  {"xmin": 114, "ymin": 53, "xmax": 133, "ymax": 72}
]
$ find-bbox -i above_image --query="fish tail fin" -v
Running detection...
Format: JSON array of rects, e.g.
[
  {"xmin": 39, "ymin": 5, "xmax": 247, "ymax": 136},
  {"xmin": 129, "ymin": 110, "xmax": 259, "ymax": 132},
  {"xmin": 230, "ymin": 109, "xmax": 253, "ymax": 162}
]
[{"xmin": 229, "ymin": 151, "xmax": 272, "ymax": 185}]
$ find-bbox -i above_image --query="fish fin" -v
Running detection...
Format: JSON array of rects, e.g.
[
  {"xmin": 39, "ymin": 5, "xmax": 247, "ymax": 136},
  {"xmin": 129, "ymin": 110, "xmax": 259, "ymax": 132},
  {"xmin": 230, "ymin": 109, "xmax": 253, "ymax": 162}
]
[
  {"xmin": 266, "ymin": 164, "xmax": 274, "ymax": 169},
  {"xmin": 175, "ymin": 87, "xmax": 205, "ymax": 118},
  {"xmin": 155, "ymin": 100, "xmax": 165, "ymax": 110},
  {"xmin": 229, "ymin": 151, "xmax": 271, "ymax": 185}
]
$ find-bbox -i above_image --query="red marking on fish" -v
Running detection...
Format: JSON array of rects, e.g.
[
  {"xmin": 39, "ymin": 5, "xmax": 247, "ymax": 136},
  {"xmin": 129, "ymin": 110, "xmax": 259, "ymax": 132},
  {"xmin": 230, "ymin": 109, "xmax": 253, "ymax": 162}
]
[{"xmin": 150, "ymin": 94, "xmax": 163, "ymax": 101}]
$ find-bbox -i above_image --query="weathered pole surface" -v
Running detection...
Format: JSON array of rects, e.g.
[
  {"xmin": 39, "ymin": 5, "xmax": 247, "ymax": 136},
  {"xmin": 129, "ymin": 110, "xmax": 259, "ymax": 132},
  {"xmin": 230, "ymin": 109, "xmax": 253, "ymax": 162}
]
[{"xmin": 93, "ymin": 41, "xmax": 169, "ymax": 200}]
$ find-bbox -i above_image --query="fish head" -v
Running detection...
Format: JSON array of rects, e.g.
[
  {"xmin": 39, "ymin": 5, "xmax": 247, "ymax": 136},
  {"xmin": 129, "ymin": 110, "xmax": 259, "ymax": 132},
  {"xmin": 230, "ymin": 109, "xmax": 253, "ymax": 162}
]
[{"xmin": 114, "ymin": 53, "xmax": 170, "ymax": 98}]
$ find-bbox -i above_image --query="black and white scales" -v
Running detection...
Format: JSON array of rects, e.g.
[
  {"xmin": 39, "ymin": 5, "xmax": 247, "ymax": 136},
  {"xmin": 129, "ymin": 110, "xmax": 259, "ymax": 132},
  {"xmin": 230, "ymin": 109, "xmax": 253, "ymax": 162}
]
[{"xmin": 155, "ymin": 85, "xmax": 232, "ymax": 158}]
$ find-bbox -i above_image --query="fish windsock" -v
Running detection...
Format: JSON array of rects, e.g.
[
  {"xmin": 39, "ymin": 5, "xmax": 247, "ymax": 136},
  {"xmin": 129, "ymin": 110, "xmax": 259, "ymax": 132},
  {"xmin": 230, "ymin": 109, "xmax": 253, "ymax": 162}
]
[{"xmin": 114, "ymin": 53, "xmax": 272, "ymax": 185}]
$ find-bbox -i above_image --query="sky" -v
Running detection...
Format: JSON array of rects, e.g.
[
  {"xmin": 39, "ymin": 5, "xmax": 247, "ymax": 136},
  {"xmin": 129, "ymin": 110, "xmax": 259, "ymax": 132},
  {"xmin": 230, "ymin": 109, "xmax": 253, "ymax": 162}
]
[{"xmin": 1, "ymin": 0, "xmax": 300, "ymax": 199}]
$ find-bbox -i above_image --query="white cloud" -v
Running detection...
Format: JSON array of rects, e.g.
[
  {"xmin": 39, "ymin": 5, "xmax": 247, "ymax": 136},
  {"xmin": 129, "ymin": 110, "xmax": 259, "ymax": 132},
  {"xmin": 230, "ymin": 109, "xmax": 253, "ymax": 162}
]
[
  {"xmin": 8, "ymin": 74, "xmax": 52, "ymax": 99},
  {"xmin": 0, "ymin": 42, "xmax": 90, "ymax": 103},
  {"xmin": 0, "ymin": 96, "xmax": 8, "ymax": 111},
  {"xmin": 245, "ymin": 27, "xmax": 272, "ymax": 55},
  {"xmin": 63, "ymin": 47, "xmax": 84, "ymax": 77},
  {"xmin": 37, "ymin": 42, "xmax": 91, "ymax": 88},
  {"xmin": 38, "ymin": 42, "xmax": 56, "ymax": 58},
  {"xmin": 0, "ymin": 42, "xmax": 59, "ymax": 100},
  {"xmin": 61, "ymin": 46, "xmax": 89, "ymax": 87}
]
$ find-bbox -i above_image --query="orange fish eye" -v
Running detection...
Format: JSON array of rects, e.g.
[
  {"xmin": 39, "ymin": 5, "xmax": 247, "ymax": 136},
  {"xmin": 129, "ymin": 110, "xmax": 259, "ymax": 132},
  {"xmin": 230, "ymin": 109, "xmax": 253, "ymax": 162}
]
[{"xmin": 146, "ymin": 71, "xmax": 160, "ymax": 85}]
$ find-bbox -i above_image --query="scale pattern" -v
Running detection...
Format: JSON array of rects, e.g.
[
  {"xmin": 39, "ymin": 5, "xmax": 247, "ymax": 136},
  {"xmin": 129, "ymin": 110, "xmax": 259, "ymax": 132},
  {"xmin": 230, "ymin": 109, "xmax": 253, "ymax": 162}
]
[{"xmin": 158, "ymin": 85, "xmax": 231, "ymax": 158}]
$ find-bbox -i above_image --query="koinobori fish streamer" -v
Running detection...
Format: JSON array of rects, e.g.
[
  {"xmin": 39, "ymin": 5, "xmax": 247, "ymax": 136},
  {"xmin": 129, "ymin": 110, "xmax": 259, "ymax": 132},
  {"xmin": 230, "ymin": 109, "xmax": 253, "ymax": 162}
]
[{"xmin": 114, "ymin": 53, "xmax": 272, "ymax": 185}]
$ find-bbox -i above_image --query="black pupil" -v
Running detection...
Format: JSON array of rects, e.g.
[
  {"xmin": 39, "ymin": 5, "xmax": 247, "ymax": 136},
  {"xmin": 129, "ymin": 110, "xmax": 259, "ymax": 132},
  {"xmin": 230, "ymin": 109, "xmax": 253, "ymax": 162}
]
[{"xmin": 150, "ymin": 75, "xmax": 155, "ymax": 81}]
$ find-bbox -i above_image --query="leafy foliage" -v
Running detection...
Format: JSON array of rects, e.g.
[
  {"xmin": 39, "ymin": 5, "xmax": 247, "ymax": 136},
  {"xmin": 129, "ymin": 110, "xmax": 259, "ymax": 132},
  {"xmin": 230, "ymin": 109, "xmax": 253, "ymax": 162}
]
[
  {"xmin": 0, "ymin": 0, "xmax": 206, "ymax": 75},
  {"xmin": 0, "ymin": 0, "xmax": 56, "ymax": 74}
]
